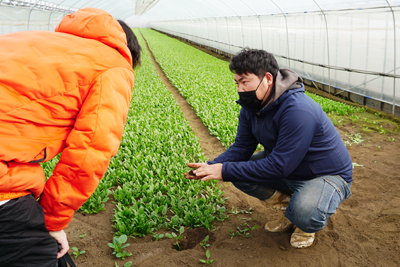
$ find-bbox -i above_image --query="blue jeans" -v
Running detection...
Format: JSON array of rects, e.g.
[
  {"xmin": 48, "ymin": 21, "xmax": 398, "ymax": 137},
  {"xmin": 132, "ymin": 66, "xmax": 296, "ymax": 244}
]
[{"xmin": 232, "ymin": 151, "xmax": 352, "ymax": 233}]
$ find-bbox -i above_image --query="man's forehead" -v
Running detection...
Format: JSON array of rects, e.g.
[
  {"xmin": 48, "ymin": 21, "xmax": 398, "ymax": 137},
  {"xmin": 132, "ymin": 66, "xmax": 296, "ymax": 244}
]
[{"xmin": 234, "ymin": 72, "xmax": 256, "ymax": 80}]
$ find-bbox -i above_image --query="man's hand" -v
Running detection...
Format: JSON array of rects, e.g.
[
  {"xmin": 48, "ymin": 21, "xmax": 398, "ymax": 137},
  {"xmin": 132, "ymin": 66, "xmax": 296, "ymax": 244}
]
[
  {"xmin": 49, "ymin": 230, "xmax": 69, "ymax": 258},
  {"xmin": 186, "ymin": 163, "xmax": 223, "ymax": 181}
]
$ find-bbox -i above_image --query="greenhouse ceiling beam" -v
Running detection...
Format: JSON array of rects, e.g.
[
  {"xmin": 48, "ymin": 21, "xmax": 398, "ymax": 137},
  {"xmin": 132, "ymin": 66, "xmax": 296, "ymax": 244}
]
[
  {"xmin": 385, "ymin": 0, "xmax": 397, "ymax": 115},
  {"xmin": 269, "ymin": 0, "xmax": 290, "ymax": 68},
  {"xmin": 312, "ymin": 0, "xmax": 331, "ymax": 95}
]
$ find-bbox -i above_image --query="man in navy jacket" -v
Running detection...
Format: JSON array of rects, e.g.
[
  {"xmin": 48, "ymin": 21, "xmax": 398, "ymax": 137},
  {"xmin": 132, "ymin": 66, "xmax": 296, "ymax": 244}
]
[{"xmin": 187, "ymin": 48, "xmax": 353, "ymax": 248}]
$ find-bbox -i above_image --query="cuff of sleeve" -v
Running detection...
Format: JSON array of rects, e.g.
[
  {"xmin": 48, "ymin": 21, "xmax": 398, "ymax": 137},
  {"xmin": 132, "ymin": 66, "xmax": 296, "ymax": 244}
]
[
  {"xmin": 221, "ymin": 162, "xmax": 235, "ymax": 182},
  {"xmin": 43, "ymin": 211, "xmax": 73, "ymax": 232}
]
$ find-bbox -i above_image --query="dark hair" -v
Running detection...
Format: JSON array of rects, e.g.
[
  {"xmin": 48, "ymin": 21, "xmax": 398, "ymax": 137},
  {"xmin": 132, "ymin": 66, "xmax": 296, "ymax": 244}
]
[
  {"xmin": 117, "ymin": 20, "xmax": 141, "ymax": 69},
  {"xmin": 229, "ymin": 48, "xmax": 279, "ymax": 80}
]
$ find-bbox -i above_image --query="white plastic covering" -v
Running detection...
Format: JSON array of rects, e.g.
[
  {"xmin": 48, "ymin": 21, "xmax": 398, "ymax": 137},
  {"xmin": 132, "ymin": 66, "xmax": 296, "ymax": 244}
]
[
  {"xmin": 144, "ymin": 0, "xmax": 400, "ymax": 113},
  {"xmin": 0, "ymin": 0, "xmax": 399, "ymax": 113}
]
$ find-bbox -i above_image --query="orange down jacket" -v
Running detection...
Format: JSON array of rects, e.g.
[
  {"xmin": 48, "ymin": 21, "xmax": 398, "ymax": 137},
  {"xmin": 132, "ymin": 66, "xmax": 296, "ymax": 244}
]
[{"xmin": 0, "ymin": 8, "xmax": 134, "ymax": 231}]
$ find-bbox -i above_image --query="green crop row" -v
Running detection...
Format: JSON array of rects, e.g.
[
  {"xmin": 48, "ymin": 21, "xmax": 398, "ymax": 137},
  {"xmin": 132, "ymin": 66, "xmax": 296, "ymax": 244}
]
[
  {"xmin": 111, "ymin": 30, "xmax": 228, "ymax": 236},
  {"xmin": 141, "ymin": 29, "xmax": 364, "ymax": 149}
]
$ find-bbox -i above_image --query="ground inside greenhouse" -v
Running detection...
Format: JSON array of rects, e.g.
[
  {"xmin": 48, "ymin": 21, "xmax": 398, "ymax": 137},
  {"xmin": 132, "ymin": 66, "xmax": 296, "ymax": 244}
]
[{"xmin": 65, "ymin": 36, "xmax": 400, "ymax": 267}]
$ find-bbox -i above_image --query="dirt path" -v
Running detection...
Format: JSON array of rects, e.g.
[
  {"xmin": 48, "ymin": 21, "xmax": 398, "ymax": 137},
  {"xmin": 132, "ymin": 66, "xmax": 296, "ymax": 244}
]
[{"xmin": 67, "ymin": 33, "xmax": 400, "ymax": 267}]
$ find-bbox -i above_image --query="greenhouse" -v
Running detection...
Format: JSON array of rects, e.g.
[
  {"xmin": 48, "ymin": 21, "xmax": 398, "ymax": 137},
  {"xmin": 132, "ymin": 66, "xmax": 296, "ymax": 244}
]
[
  {"xmin": 1, "ymin": 0, "xmax": 399, "ymax": 115},
  {"xmin": 0, "ymin": 1, "xmax": 400, "ymax": 267}
]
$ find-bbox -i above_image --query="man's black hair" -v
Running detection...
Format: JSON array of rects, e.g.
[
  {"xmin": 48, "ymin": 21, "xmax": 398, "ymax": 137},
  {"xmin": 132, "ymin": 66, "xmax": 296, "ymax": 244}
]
[
  {"xmin": 117, "ymin": 20, "xmax": 141, "ymax": 69},
  {"xmin": 229, "ymin": 48, "xmax": 279, "ymax": 80}
]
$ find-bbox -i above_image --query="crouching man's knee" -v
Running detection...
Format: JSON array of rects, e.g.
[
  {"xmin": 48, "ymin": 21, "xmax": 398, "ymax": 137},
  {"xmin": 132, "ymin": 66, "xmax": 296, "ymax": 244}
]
[{"xmin": 285, "ymin": 204, "xmax": 328, "ymax": 233}]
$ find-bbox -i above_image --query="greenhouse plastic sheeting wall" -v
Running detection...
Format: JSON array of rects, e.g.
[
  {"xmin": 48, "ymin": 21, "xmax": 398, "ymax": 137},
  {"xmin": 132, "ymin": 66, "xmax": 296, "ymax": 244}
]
[
  {"xmin": 149, "ymin": 5, "xmax": 400, "ymax": 113},
  {"xmin": 0, "ymin": 5, "xmax": 64, "ymax": 34}
]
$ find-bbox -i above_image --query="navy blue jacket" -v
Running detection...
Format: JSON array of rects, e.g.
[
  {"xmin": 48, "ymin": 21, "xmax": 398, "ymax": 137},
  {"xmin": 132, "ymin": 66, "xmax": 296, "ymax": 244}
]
[{"xmin": 209, "ymin": 70, "xmax": 353, "ymax": 183}]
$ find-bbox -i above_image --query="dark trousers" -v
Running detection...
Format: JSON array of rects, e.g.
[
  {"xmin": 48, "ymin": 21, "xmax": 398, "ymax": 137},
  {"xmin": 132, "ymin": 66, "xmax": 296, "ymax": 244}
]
[{"xmin": 0, "ymin": 195, "xmax": 57, "ymax": 267}]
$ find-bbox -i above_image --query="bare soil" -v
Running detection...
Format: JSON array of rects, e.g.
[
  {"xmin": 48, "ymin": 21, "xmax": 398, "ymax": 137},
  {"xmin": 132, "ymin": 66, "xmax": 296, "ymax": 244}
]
[{"xmin": 65, "ymin": 36, "xmax": 400, "ymax": 267}]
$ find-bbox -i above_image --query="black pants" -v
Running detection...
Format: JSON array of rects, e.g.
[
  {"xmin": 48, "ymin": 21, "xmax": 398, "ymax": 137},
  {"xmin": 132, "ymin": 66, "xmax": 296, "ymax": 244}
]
[{"xmin": 0, "ymin": 195, "xmax": 57, "ymax": 267}]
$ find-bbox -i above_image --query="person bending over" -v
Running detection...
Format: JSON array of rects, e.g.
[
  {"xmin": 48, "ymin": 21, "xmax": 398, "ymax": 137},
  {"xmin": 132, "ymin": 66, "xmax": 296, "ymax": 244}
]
[{"xmin": 0, "ymin": 8, "xmax": 141, "ymax": 266}]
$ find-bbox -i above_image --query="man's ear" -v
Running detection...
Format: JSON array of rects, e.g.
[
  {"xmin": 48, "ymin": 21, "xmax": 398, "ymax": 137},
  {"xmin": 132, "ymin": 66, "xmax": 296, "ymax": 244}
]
[{"xmin": 265, "ymin": 72, "xmax": 274, "ymax": 86}]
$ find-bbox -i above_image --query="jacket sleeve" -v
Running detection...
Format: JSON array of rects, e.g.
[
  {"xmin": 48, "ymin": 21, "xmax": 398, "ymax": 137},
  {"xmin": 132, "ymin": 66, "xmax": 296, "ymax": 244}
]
[
  {"xmin": 208, "ymin": 108, "xmax": 258, "ymax": 164},
  {"xmin": 221, "ymin": 102, "xmax": 319, "ymax": 183},
  {"xmin": 39, "ymin": 67, "xmax": 134, "ymax": 231}
]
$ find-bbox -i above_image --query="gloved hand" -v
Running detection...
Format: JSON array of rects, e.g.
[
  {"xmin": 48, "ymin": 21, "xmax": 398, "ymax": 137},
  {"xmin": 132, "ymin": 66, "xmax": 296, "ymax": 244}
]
[{"xmin": 49, "ymin": 230, "xmax": 69, "ymax": 258}]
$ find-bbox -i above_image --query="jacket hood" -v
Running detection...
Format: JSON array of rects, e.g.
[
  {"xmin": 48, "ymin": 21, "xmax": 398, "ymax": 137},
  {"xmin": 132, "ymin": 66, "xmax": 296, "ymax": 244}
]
[
  {"xmin": 55, "ymin": 8, "xmax": 132, "ymax": 66},
  {"xmin": 271, "ymin": 69, "xmax": 303, "ymax": 103},
  {"xmin": 237, "ymin": 69, "xmax": 303, "ymax": 113}
]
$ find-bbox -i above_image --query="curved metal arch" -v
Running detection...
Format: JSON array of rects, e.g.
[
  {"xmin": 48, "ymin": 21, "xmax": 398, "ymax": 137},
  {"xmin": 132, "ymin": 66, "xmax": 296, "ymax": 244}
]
[
  {"xmin": 311, "ymin": 0, "xmax": 331, "ymax": 94},
  {"xmin": 269, "ymin": 0, "xmax": 291, "ymax": 68}
]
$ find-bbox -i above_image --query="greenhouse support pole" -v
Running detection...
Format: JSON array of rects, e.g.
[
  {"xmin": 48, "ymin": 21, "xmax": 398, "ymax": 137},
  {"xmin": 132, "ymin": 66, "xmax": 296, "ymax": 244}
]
[
  {"xmin": 219, "ymin": 0, "xmax": 245, "ymax": 48},
  {"xmin": 204, "ymin": 0, "xmax": 232, "ymax": 54},
  {"xmin": 239, "ymin": 0, "xmax": 264, "ymax": 49},
  {"xmin": 270, "ymin": 0, "xmax": 290, "ymax": 68},
  {"xmin": 312, "ymin": 0, "xmax": 331, "ymax": 94},
  {"xmin": 386, "ymin": 0, "xmax": 397, "ymax": 115},
  {"xmin": 27, "ymin": 0, "xmax": 41, "ymax": 30}
]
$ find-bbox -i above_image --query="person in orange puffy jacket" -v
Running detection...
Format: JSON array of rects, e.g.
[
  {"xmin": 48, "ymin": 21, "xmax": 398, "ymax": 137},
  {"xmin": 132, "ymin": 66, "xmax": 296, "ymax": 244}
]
[{"xmin": 0, "ymin": 8, "xmax": 141, "ymax": 266}]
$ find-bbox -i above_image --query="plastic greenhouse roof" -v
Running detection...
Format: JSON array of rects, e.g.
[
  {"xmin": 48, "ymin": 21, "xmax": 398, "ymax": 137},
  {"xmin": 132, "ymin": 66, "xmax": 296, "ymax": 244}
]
[{"xmin": 16, "ymin": 0, "xmax": 400, "ymax": 21}]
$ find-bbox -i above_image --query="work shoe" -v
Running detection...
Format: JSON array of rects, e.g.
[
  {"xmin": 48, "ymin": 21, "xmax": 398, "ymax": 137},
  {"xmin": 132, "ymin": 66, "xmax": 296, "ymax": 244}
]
[
  {"xmin": 264, "ymin": 214, "xmax": 294, "ymax": 232},
  {"xmin": 263, "ymin": 191, "xmax": 291, "ymax": 210},
  {"xmin": 290, "ymin": 227, "xmax": 315, "ymax": 249}
]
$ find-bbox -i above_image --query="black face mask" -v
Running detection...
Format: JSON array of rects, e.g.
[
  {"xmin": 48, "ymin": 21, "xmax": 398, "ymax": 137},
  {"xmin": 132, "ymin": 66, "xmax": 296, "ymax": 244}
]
[{"xmin": 238, "ymin": 75, "xmax": 269, "ymax": 111}]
